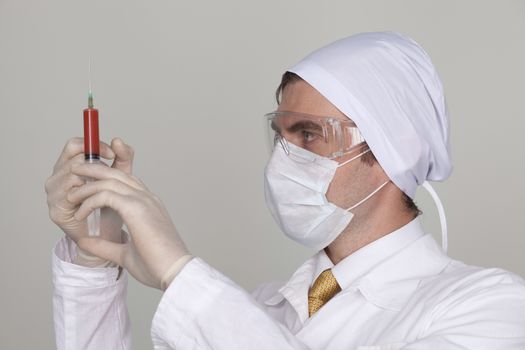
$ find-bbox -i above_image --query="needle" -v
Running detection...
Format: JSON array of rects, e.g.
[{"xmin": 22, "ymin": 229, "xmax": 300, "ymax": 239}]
[{"xmin": 88, "ymin": 57, "xmax": 94, "ymax": 108}]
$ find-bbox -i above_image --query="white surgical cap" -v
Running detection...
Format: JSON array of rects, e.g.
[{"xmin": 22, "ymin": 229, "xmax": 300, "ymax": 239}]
[
  {"xmin": 288, "ymin": 32, "xmax": 452, "ymax": 252},
  {"xmin": 288, "ymin": 31, "xmax": 452, "ymax": 199}
]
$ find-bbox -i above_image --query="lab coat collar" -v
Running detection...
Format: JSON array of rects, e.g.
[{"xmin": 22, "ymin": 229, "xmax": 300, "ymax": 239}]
[{"xmin": 264, "ymin": 217, "xmax": 452, "ymax": 320}]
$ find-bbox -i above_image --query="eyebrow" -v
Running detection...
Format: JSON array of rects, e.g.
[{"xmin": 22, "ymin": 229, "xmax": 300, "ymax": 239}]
[
  {"xmin": 271, "ymin": 119, "xmax": 324, "ymax": 135},
  {"xmin": 286, "ymin": 120, "xmax": 323, "ymax": 133}
]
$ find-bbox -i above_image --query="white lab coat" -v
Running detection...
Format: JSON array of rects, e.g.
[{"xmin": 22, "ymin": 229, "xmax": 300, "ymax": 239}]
[{"xmin": 52, "ymin": 218, "xmax": 525, "ymax": 349}]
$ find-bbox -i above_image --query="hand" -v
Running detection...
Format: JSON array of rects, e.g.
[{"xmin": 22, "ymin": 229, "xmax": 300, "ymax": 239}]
[
  {"xmin": 67, "ymin": 163, "xmax": 190, "ymax": 290},
  {"xmin": 45, "ymin": 138, "xmax": 134, "ymax": 265}
]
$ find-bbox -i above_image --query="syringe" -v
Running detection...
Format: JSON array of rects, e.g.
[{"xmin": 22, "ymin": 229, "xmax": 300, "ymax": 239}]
[{"xmin": 83, "ymin": 74, "xmax": 101, "ymax": 236}]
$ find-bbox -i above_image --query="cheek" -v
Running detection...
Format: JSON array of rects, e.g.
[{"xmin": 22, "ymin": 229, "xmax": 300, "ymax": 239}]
[
  {"xmin": 326, "ymin": 162, "xmax": 377, "ymax": 208},
  {"xmin": 326, "ymin": 165, "xmax": 358, "ymax": 207}
]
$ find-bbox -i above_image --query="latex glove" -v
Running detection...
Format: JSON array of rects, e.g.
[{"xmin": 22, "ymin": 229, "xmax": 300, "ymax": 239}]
[
  {"xmin": 45, "ymin": 137, "xmax": 134, "ymax": 266},
  {"xmin": 67, "ymin": 163, "xmax": 190, "ymax": 290}
]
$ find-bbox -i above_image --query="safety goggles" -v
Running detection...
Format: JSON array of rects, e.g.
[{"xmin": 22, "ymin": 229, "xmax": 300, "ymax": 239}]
[{"xmin": 265, "ymin": 111, "xmax": 366, "ymax": 159}]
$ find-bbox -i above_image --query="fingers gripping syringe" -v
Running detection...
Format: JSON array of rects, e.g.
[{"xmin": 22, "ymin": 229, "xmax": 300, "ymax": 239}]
[{"xmin": 83, "ymin": 82, "xmax": 101, "ymax": 236}]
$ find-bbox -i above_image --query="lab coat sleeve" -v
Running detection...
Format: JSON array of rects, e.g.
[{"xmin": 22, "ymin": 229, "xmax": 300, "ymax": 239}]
[
  {"xmin": 52, "ymin": 236, "xmax": 131, "ymax": 350},
  {"xmin": 400, "ymin": 273, "xmax": 525, "ymax": 350},
  {"xmin": 150, "ymin": 257, "xmax": 309, "ymax": 350}
]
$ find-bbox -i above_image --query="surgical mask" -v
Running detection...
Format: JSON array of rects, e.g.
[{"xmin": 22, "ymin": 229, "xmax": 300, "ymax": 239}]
[{"xmin": 264, "ymin": 141, "xmax": 389, "ymax": 251}]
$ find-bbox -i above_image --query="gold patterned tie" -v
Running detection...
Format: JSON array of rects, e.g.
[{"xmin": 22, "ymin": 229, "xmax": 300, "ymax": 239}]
[{"xmin": 308, "ymin": 268, "xmax": 341, "ymax": 317}]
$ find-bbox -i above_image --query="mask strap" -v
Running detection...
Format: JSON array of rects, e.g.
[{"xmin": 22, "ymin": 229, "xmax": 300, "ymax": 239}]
[
  {"xmin": 421, "ymin": 181, "xmax": 448, "ymax": 253},
  {"xmin": 347, "ymin": 180, "xmax": 390, "ymax": 211},
  {"xmin": 338, "ymin": 148, "xmax": 371, "ymax": 168}
]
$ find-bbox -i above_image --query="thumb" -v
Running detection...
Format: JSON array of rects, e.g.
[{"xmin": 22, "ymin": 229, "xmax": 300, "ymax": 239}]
[
  {"xmin": 77, "ymin": 236, "xmax": 126, "ymax": 266},
  {"xmin": 110, "ymin": 137, "xmax": 134, "ymax": 174}
]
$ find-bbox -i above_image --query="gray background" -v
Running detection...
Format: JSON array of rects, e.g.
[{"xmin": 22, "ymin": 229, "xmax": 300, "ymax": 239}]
[{"xmin": 1, "ymin": 0, "xmax": 524, "ymax": 348}]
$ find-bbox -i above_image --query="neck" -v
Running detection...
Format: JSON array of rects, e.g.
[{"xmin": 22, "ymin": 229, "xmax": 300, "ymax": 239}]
[{"xmin": 325, "ymin": 185, "xmax": 415, "ymax": 265}]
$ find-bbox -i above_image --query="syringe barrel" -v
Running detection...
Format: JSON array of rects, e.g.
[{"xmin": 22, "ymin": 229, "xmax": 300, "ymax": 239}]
[
  {"xmin": 85, "ymin": 157, "xmax": 101, "ymax": 236},
  {"xmin": 83, "ymin": 108, "xmax": 100, "ymax": 160}
]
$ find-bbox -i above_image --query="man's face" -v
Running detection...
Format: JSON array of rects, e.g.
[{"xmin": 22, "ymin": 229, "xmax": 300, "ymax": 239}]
[{"xmin": 276, "ymin": 80, "xmax": 386, "ymax": 212}]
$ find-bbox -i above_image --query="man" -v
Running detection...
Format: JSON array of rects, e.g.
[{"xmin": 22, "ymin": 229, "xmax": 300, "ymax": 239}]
[{"xmin": 47, "ymin": 32, "xmax": 525, "ymax": 349}]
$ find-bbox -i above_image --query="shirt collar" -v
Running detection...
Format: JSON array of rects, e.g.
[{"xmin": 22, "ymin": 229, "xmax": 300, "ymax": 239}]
[
  {"xmin": 263, "ymin": 251, "xmax": 322, "ymax": 321},
  {"xmin": 264, "ymin": 217, "xmax": 452, "ymax": 316},
  {"xmin": 331, "ymin": 217, "xmax": 426, "ymax": 290}
]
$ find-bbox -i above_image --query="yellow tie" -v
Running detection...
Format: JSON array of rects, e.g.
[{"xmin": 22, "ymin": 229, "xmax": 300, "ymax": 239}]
[{"xmin": 308, "ymin": 268, "xmax": 341, "ymax": 317}]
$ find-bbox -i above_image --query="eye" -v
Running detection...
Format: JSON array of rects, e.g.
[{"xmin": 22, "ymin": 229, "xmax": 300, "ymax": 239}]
[{"xmin": 302, "ymin": 130, "xmax": 316, "ymax": 142}]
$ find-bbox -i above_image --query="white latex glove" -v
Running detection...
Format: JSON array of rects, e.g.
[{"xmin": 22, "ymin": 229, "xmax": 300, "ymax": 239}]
[
  {"xmin": 45, "ymin": 137, "xmax": 134, "ymax": 266},
  {"xmin": 66, "ymin": 162, "xmax": 190, "ymax": 290}
]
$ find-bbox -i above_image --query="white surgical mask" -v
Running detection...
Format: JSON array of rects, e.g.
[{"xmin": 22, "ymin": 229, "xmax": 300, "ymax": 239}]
[{"xmin": 264, "ymin": 141, "xmax": 389, "ymax": 251}]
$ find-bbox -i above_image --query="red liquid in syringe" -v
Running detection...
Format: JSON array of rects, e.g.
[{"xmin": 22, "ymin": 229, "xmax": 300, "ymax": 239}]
[{"xmin": 83, "ymin": 94, "xmax": 100, "ymax": 160}]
